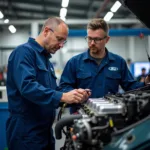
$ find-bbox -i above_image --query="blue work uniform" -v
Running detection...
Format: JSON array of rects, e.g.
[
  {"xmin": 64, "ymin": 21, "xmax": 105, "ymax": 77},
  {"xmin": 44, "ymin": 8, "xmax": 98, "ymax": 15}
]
[
  {"xmin": 59, "ymin": 49, "xmax": 144, "ymax": 113},
  {"xmin": 6, "ymin": 37, "xmax": 63, "ymax": 150}
]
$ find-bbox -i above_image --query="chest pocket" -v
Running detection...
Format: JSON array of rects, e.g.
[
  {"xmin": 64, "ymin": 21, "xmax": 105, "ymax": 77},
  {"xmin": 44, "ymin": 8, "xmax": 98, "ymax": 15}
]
[
  {"xmin": 77, "ymin": 72, "xmax": 92, "ymax": 88},
  {"xmin": 105, "ymin": 72, "xmax": 121, "ymax": 93},
  {"xmin": 106, "ymin": 72, "xmax": 121, "ymax": 80},
  {"xmin": 37, "ymin": 65, "xmax": 49, "ymax": 86}
]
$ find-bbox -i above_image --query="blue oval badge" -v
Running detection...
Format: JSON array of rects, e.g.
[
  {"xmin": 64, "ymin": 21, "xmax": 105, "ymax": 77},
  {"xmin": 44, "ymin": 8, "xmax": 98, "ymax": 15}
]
[{"xmin": 108, "ymin": 67, "xmax": 118, "ymax": 71}]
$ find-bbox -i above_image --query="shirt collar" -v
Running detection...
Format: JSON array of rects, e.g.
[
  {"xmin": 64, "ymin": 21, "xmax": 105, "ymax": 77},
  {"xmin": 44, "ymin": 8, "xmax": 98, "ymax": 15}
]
[
  {"xmin": 83, "ymin": 49, "xmax": 90, "ymax": 60},
  {"xmin": 28, "ymin": 37, "xmax": 52, "ymax": 58},
  {"xmin": 106, "ymin": 48, "xmax": 115, "ymax": 61},
  {"xmin": 83, "ymin": 48, "xmax": 115, "ymax": 61}
]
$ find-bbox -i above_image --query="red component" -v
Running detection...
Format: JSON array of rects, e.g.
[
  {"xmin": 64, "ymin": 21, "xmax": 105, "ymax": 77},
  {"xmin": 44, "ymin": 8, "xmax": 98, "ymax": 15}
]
[
  {"xmin": 72, "ymin": 135, "xmax": 77, "ymax": 141},
  {"xmin": 139, "ymin": 33, "xmax": 144, "ymax": 39},
  {"xmin": 73, "ymin": 112, "xmax": 79, "ymax": 115}
]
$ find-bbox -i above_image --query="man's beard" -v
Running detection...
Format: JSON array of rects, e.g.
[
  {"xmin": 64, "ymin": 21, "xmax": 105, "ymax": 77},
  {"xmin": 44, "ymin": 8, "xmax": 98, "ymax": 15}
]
[{"xmin": 90, "ymin": 46, "xmax": 98, "ymax": 53}]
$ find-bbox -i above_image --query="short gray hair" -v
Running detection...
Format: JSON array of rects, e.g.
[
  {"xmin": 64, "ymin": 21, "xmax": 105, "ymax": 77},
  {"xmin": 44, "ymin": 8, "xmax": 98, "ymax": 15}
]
[{"xmin": 41, "ymin": 17, "xmax": 68, "ymax": 32}]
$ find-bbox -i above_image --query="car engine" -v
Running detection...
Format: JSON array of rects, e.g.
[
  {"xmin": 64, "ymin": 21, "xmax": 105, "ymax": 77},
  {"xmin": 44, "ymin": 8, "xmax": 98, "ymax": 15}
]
[{"xmin": 55, "ymin": 85, "xmax": 150, "ymax": 150}]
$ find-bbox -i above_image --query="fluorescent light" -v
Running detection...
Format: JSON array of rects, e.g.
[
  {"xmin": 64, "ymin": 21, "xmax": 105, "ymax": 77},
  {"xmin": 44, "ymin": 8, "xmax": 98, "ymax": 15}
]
[
  {"xmin": 60, "ymin": 8, "xmax": 67, "ymax": 17},
  {"xmin": 60, "ymin": 16, "xmax": 66, "ymax": 21},
  {"xmin": 0, "ymin": 11, "xmax": 4, "ymax": 19},
  {"xmin": 104, "ymin": 12, "xmax": 114, "ymax": 21},
  {"xmin": 4, "ymin": 19, "xmax": 9, "ymax": 23},
  {"xmin": 61, "ymin": 0, "xmax": 69, "ymax": 7},
  {"xmin": 8, "ymin": 25, "xmax": 16, "ymax": 33},
  {"xmin": 110, "ymin": 1, "xmax": 122, "ymax": 13}
]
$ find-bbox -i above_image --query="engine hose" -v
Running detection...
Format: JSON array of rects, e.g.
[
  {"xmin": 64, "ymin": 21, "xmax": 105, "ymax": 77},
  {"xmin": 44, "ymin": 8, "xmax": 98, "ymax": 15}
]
[
  {"xmin": 55, "ymin": 114, "xmax": 82, "ymax": 139},
  {"xmin": 82, "ymin": 120, "xmax": 92, "ymax": 142}
]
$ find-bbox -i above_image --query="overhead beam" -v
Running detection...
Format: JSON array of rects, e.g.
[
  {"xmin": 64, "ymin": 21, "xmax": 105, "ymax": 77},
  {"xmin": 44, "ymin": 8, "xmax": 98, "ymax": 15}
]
[
  {"xmin": 0, "ymin": 0, "xmax": 89, "ymax": 12},
  {"xmin": 0, "ymin": 19, "xmax": 141, "ymax": 25},
  {"xmin": 0, "ymin": 5, "xmax": 86, "ymax": 17}
]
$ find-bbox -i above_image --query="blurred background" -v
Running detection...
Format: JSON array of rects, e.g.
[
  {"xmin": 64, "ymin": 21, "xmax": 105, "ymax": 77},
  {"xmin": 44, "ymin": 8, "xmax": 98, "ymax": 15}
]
[{"xmin": 0, "ymin": 0, "xmax": 150, "ymax": 86}]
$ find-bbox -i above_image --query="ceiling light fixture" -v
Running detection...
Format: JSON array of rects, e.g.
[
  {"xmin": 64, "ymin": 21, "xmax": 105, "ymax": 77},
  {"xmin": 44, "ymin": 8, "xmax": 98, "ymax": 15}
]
[
  {"xmin": 61, "ymin": 0, "xmax": 69, "ymax": 7},
  {"xmin": 60, "ymin": 16, "xmax": 66, "ymax": 21},
  {"xmin": 8, "ymin": 25, "xmax": 16, "ymax": 33},
  {"xmin": 110, "ymin": 1, "xmax": 122, "ymax": 13},
  {"xmin": 104, "ymin": 12, "xmax": 114, "ymax": 21},
  {"xmin": 60, "ymin": 8, "xmax": 67, "ymax": 17},
  {"xmin": 0, "ymin": 11, "xmax": 4, "ymax": 19},
  {"xmin": 4, "ymin": 19, "xmax": 9, "ymax": 23}
]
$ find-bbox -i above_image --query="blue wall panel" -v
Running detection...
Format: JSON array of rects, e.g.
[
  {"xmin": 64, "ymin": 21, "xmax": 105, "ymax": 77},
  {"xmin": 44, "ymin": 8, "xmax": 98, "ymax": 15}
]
[
  {"xmin": 0, "ymin": 102, "xmax": 9, "ymax": 150},
  {"xmin": 68, "ymin": 28, "xmax": 150, "ymax": 37}
]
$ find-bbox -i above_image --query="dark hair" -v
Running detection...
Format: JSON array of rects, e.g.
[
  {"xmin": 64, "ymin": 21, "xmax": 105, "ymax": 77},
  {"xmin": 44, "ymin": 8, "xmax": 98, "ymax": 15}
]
[
  {"xmin": 87, "ymin": 18, "xmax": 109, "ymax": 35},
  {"xmin": 41, "ymin": 17, "xmax": 68, "ymax": 32}
]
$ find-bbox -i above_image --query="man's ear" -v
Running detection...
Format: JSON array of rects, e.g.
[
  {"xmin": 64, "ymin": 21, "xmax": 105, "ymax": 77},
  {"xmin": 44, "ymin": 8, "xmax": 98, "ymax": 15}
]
[
  {"xmin": 105, "ymin": 36, "xmax": 110, "ymax": 43},
  {"xmin": 43, "ymin": 26, "xmax": 49, "ymax": 37}
]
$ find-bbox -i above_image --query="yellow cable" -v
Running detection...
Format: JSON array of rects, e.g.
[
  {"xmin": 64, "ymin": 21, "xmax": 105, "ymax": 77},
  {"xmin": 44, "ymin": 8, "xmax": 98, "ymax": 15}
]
[{"xmin": 109, "ymin": 118, "xmax": 114, "ymax": 127}]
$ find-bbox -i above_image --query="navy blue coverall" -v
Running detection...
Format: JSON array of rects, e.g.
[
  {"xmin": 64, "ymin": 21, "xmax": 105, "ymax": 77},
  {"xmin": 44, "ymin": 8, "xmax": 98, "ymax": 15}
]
[
  {"xmin": 59, "ymin": 49, "xmax": 144, "ymax": 113},
  {"xmin": 6, "ymin": 37, "xmax": 63, "ymax": 150}
]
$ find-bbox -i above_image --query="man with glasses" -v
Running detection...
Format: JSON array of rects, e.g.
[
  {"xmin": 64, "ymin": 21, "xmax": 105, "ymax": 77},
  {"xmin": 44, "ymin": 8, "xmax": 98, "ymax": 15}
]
[
  {"xmin": 6, "ymin": 17, "xmax": 91, "ymax": 150},
  {"xmin": 58, "ymin": 18, "xmax": 150, "ymax": 113}
]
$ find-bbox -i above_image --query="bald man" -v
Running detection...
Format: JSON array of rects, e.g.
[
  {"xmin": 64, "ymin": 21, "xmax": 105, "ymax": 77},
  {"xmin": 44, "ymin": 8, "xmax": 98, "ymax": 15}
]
[{"xmin": 6, "ymin": 17, "xmax": 90, "ymax": 150}]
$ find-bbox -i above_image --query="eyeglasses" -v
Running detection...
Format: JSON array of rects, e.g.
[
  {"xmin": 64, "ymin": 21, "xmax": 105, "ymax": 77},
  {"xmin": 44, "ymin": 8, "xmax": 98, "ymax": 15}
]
[
  {"xmin": 49, "ymin": 28, "xmax": 67, "ymax": 45},
  {"xmin": 85, "ymin": 36, "xmax": 107, "ymax": 44}
]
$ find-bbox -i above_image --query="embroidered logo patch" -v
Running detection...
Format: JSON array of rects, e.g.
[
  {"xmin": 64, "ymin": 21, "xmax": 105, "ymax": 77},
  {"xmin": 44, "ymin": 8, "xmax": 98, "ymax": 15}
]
[{"xmin": 108, "ymin": 67, "xmax": 118, "ymax": 71}]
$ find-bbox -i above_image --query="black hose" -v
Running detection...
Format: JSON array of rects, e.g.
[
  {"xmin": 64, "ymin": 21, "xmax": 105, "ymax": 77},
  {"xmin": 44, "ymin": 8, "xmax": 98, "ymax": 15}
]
[{"xmin": 55, "ymin": 114, "xmax": 82, "ymax": 139}]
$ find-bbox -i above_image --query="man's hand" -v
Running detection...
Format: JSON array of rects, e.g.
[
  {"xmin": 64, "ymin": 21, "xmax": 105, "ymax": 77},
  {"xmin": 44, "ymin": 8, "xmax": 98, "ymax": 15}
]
[
  {"xmin": 144, "ymin": 75, "xmax": 150, "ymax": 85},
  {"xmin": 60, "ymin": 89, "xmax": 91, "ymax": 104},
  {"xmin": 76, "ymin": 88, "xmax": 91, "ymax": 103}
]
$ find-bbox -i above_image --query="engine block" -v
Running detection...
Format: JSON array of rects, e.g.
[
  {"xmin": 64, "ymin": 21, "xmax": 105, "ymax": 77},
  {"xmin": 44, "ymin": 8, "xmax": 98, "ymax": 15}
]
[
  {"xmin": 81, "ymin": 98, "xmax": 125, "ymax": 116},
  {"xmin": 55, "ymin": 85, "xmax": 150, "ymax": 150}
]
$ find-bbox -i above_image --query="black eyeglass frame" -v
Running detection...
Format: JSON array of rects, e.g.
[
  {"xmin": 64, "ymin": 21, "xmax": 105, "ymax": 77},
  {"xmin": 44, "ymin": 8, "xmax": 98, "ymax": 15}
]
[
  {"xmin": 85, "ymin": 36, "xmax": 107, "ymax": 44},
  {"xmin": 49, "ymin": 28, "xmax": 67, "ymax": 45}
]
